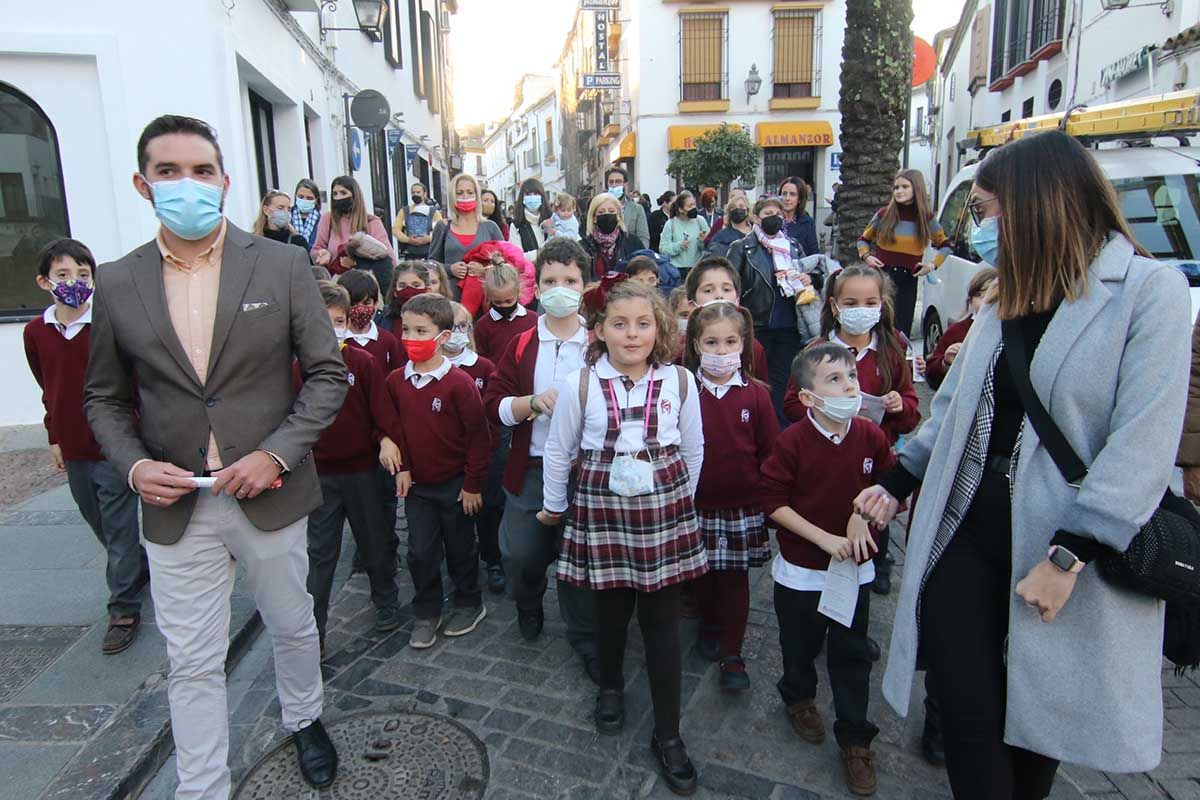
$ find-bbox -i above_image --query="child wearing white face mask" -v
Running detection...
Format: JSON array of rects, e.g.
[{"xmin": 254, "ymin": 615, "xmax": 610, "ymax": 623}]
[
  {"xmin": 682, "ymin": 301, "xmax": 778, "ymax": 692},
  {"xmin": 760, "ymin": 342, "xmax": 896, "ymax": 796},
  {"xmin": 442, "ymin": 302, "xmax": 506, "ymax": 594}
]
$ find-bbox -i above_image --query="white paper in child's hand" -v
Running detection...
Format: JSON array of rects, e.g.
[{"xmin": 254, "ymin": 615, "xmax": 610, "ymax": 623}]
[
  {"xmin": 859, "ymin": 393, "xmax": 886, "ymax": 425},
  {"xmin": 818, "ymin": 557, "xmax": 859, "ymax": 626}
]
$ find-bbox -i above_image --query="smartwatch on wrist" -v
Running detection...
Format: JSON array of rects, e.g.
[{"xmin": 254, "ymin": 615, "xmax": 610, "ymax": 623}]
[{"xmin": 1048, "ymin": 545, "xmax": 1085, "ymax": 574}]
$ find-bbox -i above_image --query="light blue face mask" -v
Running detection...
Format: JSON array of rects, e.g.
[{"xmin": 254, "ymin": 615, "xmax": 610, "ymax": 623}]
[
  {"xmin": 148, "ymin": 177, "xmax": 224, "ymax": 240},
  {"xmin": 523, "ymin": 194, "xmax": 543, "ymax": 212},
  {"xmin": 295, "ymin": 197, "xmax": 317, "ymax": 214},
  {"xmin": 539, "ymin": 286, "xmax": 582, "ymax": 318},
  {"xmin": 971, "ymin": 216, "xmax": 1000, "ymax": 265},
  {"xmin": 609, "ymin": 185, "xmax": 625, "ymax": 200}
]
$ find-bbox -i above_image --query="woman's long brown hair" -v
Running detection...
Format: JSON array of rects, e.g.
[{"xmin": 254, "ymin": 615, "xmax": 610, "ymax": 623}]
[
  {"xmin": 330, "ymin": 175, "xmax": 369, "ymax": 233},
  {"xmin": 974, "ymin": 131, "xmax": 1147, "ymax": 319},
  {"xmin": 819, "ymin": 264, "xmax": 909, "ymax": 395},
  {"xmin": 873, "ymin": 169, "xmax": 933, "ymax": 248}
]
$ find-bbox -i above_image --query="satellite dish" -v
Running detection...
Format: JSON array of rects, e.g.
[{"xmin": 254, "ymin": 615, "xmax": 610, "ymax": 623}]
[{"xmin": 351, "ymin": 89, "xmax": 391, "ymax": 133}]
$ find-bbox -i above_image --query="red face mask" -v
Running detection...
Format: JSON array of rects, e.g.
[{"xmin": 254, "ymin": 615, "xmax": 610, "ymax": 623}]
[
  {"xmin": 394, "ymin": 286, "xmax": 427, "ymax": 309},
  {"xmin": 348, "ymin": 304, "xmax": 374, "ymax": 329},
  {"xmin": 455, "ymin": 199, "xmax": 478, "ymax": 213},
  {"xmin": 402, "ymin": 334, "xmax": 444, "ymax": 363}
]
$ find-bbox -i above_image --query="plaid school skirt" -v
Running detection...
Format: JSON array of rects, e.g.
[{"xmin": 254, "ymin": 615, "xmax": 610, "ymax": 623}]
[
  {"xmin": 698, "ymin": 507, "xmax": 771, "ymax": 571},
  {"xmin": 556, "ymin": 445, "xmax": 709, "ymax": 592}
]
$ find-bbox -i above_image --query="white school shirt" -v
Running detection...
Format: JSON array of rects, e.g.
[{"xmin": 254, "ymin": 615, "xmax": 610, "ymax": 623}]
[
  {"xmin": 445, "ymin": 348, "xmax": 479, "ymax": 367},
  {"xmin": 542, "ymin": 355, "xmax": 704, "ymax": 514},
  {"xmin": 404, "ymin": 356, "xmax": 453, "ymax": 389},
  {"xmin": 497, "ymin": 316, "xmax": 589, "ymax": 457},
  {"xmin": 348, "ymin": 319, "xmax": 380, "ymax": 347},
  {"xmin": 488, "ymin": 302, "xmax": 529, "ymax": 322},
  {"xmin": 43, "ymin": 304, "xmax": 92, "ymax": 341},
  {"xmin": 771, "ymin": 411, "xmax": 877, "ymax": 591},
  {"xmin": 698, "ymin": 369, "xmax": 745, "ymax": 400},
  {"xmin": 830, "ymin": 330, "xmax": 877, "ymax": 361}
]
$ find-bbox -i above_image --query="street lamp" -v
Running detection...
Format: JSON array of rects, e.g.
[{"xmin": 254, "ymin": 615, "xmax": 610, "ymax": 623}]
[
  {"xmin": 319, "ymin": 0, "xmax": 388, "ymax": 44},
  {"xmin": 600, "ymin": 93, "xmax": 615, "ymax": 118},
  {"xmin": 745, "ymin": 64, "xmax": 763, "ymax": 102}
]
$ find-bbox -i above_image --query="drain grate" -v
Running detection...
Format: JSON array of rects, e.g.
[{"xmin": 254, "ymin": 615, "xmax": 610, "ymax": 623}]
[{"xmin": 0, "ymin": 625, "xmax": 87, "ymax": 702}]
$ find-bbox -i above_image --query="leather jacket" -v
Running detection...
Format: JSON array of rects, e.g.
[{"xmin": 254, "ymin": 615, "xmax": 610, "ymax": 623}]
[{"xmin": 726, "ymin": 233, "xmax": 807, "ymax": 329}]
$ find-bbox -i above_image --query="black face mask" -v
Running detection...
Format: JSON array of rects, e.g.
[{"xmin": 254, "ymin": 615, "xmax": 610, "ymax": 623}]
[
  {"xmin": 729, "ymin": 208, "xmax": 749, "ymax": 224},
  {"xmin": 411, "ymin": 195, "xmax": 423, "ymax": 205},
  {"xmin": 686, "ymin": 207, "xmax": 699, "ymax": 219},
  {"xmin": 595, "ymin": 213, "xmax": 620, "ymax": 234},
  {"xmin": 492, "ymin": 303, "xmax": 519, "ymax": 319},
  {"xmin": 332, "ymin": 197, "xmax": 354, "ymax": 215},
  {"xmin": 760, "ymin": 215, "xmax": 784, "ymax": 236}
]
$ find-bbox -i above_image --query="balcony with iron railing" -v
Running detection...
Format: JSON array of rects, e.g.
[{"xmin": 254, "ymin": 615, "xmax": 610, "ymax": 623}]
[{"xmin": 1029, "ymin": 0, "xmax": 1065, "ymax": 59}]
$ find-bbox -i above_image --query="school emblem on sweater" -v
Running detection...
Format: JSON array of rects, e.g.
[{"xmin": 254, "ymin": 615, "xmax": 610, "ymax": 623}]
[
  {"xmin": 863, "ymin": 458, "xmax": 874, "ymax": 474},
  {"xmin": 660, "ymin": 398, "xmax": 671, "ymax": 415},
  {"xmin": 475, "ymin": 377, "xmax": 484, "ymax": 390},
  {"xmin": 347, "ymin": 372, "xmax": 356, "ymax": 387},
  {"xmin": 740, "ymin": 409, "xmax": 750, "ymax": 423},
  {"xmin": 432, "ymin": 398, "xmax": 442, "ymax": 412}
]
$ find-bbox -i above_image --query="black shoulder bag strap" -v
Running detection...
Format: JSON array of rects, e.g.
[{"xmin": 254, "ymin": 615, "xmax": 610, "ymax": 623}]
[{"xmin": 1000, "ymin": 317, "xmax": 1088, "ymax": 487}]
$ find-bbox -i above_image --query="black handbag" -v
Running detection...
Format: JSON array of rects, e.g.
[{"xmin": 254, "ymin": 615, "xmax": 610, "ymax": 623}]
[{"xmin": 1000, "ymin": 318, "xmax": 1200, "ymax": 605}]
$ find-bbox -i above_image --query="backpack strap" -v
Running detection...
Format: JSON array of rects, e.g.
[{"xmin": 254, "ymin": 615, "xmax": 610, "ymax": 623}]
[
  {"xmin": 514, "ymin": 326, "xmax": 537, "ymax": 363},
  {"xmin": 578, "ymin": 364, "xmax": 591, "ymax": 411},
  {"xmin": 675, "ymin": 365, "xmax": 689, "ymax": 406}
]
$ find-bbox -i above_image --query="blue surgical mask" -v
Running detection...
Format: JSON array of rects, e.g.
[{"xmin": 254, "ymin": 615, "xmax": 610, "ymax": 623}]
[
  {"xmin": 148, "ymin": 177, "xmax": 224, "ymax": 240},
  {"xmin": 523, "ymin": 194, "xmax": 543, "ymax": 212},
  {"xmin": 539, "ymin": 286, "xmax": 582, "ymax": 318},
  {"xmin": 971, "ymin": 216, "xmax": 1000, "ymax": 265},
  {"xmin": 295, "ymin": 197, "xmax": 316, "ymax": 214},
  {"xmin": 609, "ymin": 186, "xmax": 625, "ymax": 200}
]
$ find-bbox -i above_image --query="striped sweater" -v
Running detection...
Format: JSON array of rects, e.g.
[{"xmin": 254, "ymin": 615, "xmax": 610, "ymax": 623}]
[{"xmin": 857, "ymin": 203, "xmax": 951, "ymax": 273}]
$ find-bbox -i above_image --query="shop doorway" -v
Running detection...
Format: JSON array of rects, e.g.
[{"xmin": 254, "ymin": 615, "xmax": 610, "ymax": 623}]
[{"xmin": 763, "ymin": 146, "xmax": 816, "ymax": 200}]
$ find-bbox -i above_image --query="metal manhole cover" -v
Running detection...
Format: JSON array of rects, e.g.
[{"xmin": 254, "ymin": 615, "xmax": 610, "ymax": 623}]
[
  {"xmin": 0, "ymin": 625, "xmax": 87, "ymax": 701},
  {"xmin": 233, "ymin": 711, "xmax": 489, "ymax": 799}
]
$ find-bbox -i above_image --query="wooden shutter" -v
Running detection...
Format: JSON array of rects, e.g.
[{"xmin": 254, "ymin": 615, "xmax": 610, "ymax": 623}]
[
  {"xmin": 681, "ymin": 13, "xmax": 723, "ymax": 86},
  {"xmin": 773, "ymin": 11, "xmax": 815, "ymax": 85}
]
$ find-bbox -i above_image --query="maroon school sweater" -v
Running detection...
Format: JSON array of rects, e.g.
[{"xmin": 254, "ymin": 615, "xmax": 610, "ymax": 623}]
[
  {"xmin": 293, "ymin": 346, "xmax": 396, "ymax": 474},
  {"xmin": 345, "ymin": 328, "xmax": 406, "ymax": 373},
  {"xmin": 695, "ymin": 379, "xmax": 779, "ymax": 510},
  {"xmin": 474, "ymin": 311, "xmax": 537, "ymax": 364},
  {"xmin": 385, "ymin": 363, "xmax": 491, "ymax": 492},
  {"xmin": 24, "ymin": 315, "xmax": 103, "ymax": 462},
  {"xmin": 783, "ymin": 333, "xmax": 920, "ymax": 444},
  {"xmin": 481, "ymin": 328, "xmax": 541, "ymax": 494},
  {"xmin": 760, "ymin": 414, "xmax": 895, "ymax": 570}
]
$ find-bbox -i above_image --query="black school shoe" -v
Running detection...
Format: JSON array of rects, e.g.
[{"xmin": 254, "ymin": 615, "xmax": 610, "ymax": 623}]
[
  {"xmin": 486, "ymin": 564, "xmax": 506, "ymax": 594},
  {"xmin": 718, "ymin": 656, "xmax": 750, "ymax": 692},
  {"xmin": 594, "ymin": 689, "xmax": 624, "ymax": 734},
  {"xmin": 293, "ymin": 719, "xmax": 338, "ymax": 789},
  {"xmin": 651, "ymin": 733, "xmax": 698, "ymax": 796},
  {"xmin": 517, "ymin": 606, "xmax": 543, "ymax": 641}
]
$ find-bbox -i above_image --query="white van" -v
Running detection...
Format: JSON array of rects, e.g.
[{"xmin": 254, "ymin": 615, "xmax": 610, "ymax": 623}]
[{"xmin": 920, "ymin": 145, "xmax": 1200, "ymax": 353}]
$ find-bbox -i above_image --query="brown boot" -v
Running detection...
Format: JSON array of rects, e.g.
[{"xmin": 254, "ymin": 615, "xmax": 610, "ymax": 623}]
[
  {"xmin": 841, "ymin": 746, "xmax": 877, "ymax": 796},
  {"xmin": 785, "ymin": 699, "xmax": 825, "ymax": 744},
  {"xmin": 102, "ymin": 615, "xmax": 140, "ymax": 655}
]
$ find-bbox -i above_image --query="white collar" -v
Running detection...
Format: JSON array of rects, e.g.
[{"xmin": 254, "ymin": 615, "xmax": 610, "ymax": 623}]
[
  {"xmin": 445, "ymin": 348, "xmax": 479, "ymax": 367},
  {"xmin": 699, "ymin": 370, "xmax": 745, "ymax": 395},
  {"xmin": 594, "ymin": 355, "xmax": 656, "ymax": 385},
  {"xmin": 808, "ymin": 410, "xmax": 851, "ymax": 444},
  {"xmin": 404, "ymin": 356, "xmax": 453, "ymax": 382},
  {"xmin": 43, "ymin": 303, "xmax": 92, "ymax": 330},
  {"xmin": 831, "ymin": 330, "xmax": 877, "ymax": 360},
  {"xmin": 350, "ymin": 320, "xmax": 379, "ymax": 343},
  {"xmin": 537, "ymin": 314, "xmax": 588, "ymax": 345},
  {"xmin": 489, "ymin": 303, "xmax": 529, "ymax": 322}
]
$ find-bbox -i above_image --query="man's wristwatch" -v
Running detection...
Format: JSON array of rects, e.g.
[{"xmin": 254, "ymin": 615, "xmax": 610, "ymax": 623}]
[{"xmin": 1048, "ymin": 545, "xmax": 1085, "ymax": 574}]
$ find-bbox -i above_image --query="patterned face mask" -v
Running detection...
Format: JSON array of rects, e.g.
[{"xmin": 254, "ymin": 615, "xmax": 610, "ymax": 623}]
[
  {"xmin": 49, "ymin": 278, "xmax": 94, "ymax": 309},
  {"xmin": 348, "ymin": 304, "xmax": 374, "ymax": 329}
]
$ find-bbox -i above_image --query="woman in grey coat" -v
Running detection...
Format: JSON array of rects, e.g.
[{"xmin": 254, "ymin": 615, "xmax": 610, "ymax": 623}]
[{"xmin": 855, "ymin": 131, "xmax": 1191, "ymax": 798}]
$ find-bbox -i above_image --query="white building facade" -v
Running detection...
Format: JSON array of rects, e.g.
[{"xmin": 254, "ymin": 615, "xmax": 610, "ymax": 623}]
[
  {"xmin": 480, "ymin": 74, "xmax": 562, "ymax": 210},
  {"xmin": 558, "ymin": 0, "xmax": 848, "ymax": 222},
  {"xmin": 0, "ymin": 0, "xmax": 457, "ymax": 426},
  {"xmin": 929, "ymin": 0, "xmax": 1200, "ymax": 205}
]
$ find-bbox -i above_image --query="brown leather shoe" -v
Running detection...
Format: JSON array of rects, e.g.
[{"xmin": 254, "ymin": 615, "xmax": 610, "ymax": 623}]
[
  {"xmin": 102, "ymin": 615, "xmax": 140, "ymax": 655},
  {"xmin": 785, "ymin": 699, "xmax": 825, "ymax": 744},
  {"xmin": 841, "ymin": 746, "xmax": 877, "ymax": 796}
]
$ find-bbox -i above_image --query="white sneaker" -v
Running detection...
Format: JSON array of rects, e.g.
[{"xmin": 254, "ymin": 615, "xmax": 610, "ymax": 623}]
[
  {"xmin": 410, "ymin": 616, "xmax": 440, "ymax": 649},
  {"xmin": 442, "ymin": 606, "xmax": 486, "ymax": 637}
]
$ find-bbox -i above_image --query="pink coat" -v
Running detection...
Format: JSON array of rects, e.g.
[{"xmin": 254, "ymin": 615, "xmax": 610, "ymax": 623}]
[{"xmin": 312, "ymin": 214, "xmax": 398, "ymax": 266}]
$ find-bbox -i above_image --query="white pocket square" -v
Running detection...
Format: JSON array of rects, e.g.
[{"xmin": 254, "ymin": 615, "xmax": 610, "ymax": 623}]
[{"xmin": 242, "ymin": 302, "xmax": 270, "ymax": 312}]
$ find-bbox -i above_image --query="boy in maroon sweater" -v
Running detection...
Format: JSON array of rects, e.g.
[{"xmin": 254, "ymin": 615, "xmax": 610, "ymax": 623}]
[
  {"xmin": 386, "ymin": 293, "xmax": 490, "ymax": 649},
  {"xmin": 760, "ymin": 342, "xmax": 895, "ymax": 797},
  {"xmin": 23, "ymin": 239, "xmax": 149, "ymax": 654},
  {"xmin": 302, "ymin": 283, "xmax": 404, "ymax": 647}
]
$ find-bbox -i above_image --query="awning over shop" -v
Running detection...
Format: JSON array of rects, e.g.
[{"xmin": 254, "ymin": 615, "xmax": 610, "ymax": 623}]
[
  {"xmin": 667, "ymin": 124, "xmax": 725, "ymax": 151},
  {"xmin": 617, "ymin": 132, "xmax": 637, "ymax": 158},
  {"xmin": 755, "ymin": 121, "xmax": 835, "ymax": 147}
]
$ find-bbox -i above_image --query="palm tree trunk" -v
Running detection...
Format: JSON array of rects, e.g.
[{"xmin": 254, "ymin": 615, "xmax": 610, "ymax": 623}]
[{"xmin": 836, "ymin": 0, "xmax": 914, "ymax": 258}]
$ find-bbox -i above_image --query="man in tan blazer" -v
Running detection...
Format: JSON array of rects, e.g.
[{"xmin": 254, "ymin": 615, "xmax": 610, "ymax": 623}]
[{"xmin": 85, "ymin": 115, "xmax": 346, "ymax": 799}]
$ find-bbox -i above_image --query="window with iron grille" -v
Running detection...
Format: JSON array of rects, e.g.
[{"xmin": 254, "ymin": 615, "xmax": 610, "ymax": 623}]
[
  {"xmin": 773, "ymin": 10, "xmax": 820, "ymax": 98},
  {"xmin": 1029, "ymin": 0, "xmax": 1064, "ymax": 53},
  {"xmin": 679, "ymin": 12, "xmax": 727, "ymax": 102},
  {"xmin": 1003, "ymin": 0, "xmax": 1031, "ymax": 73},
  {"xmin": 990, "ymin": 0, "xmax": 1008, "ymax": 82}
]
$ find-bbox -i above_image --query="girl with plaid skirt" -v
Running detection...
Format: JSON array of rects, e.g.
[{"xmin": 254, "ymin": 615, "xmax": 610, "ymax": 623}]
[
  {"xmin": 539, "ymin": 278, "xmax": 707, "ymax": 796},
  {"xmin": 682, "ymin": 300, "xmax": 779, "ymax": 693}
]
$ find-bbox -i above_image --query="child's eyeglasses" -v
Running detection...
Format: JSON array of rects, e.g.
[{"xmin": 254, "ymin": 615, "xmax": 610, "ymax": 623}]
[
  {"xmin": 967, "ymin": 197, "xmax": 998, "ymax": 226},
  {"xmin": 452, "ymin": 322, "xmax": 471, "ymax": 333}
]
